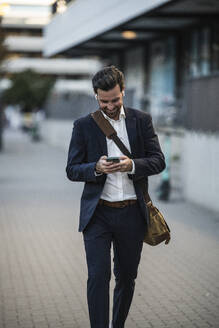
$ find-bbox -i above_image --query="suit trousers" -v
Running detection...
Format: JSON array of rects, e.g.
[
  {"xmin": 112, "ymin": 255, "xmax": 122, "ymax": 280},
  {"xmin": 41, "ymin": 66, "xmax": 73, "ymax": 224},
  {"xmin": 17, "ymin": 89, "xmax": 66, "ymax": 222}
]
[{"xmin": 83, "ymin": 202, "xmax": 147, "ymax": 328}]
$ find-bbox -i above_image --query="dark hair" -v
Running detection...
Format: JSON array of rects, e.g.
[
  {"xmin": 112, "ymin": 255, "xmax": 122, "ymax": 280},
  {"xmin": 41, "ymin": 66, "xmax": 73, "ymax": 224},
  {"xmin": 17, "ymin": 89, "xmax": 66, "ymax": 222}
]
[{"xmin": 92, "ymin": 65, "xmax": 125, "ymax": 94}]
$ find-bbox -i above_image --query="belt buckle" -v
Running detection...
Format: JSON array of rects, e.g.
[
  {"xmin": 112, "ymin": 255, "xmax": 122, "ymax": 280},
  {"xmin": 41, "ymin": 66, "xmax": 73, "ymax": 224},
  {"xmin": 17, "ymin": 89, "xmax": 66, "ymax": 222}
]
[{"xmin": 118, "ymin": 201, "xmax": 126, "ymax": 208}]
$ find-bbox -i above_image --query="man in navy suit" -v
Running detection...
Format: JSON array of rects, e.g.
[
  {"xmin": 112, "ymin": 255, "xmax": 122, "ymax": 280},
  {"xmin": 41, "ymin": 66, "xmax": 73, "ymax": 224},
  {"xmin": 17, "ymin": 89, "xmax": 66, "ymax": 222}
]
[{"xmin": 66, "ymin": 66, "xmax": 165, "ymax": 328}]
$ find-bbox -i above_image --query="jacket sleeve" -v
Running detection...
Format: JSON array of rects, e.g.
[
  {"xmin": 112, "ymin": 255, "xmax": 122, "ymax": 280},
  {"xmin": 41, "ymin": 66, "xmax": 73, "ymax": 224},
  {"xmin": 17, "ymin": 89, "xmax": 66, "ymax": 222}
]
[
  {"xmin": 129, "ymin": 114, "xmax": 165, "ymax": 181},
  {"xmin": 66, "ymin": 120, "xmax": 104, "ymax": 183}
]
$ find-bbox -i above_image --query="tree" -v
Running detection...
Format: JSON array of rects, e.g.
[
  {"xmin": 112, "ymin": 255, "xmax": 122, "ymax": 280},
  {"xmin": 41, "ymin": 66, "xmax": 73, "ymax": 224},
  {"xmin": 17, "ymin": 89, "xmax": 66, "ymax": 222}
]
[{"xmin": 2, "ymin": 69, "xmax": 55, "ymax": 113}]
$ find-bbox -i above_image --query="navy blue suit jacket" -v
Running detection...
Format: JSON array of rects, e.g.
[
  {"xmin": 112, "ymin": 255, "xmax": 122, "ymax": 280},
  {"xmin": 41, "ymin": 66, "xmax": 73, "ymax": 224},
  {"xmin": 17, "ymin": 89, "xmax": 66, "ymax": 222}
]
[{"xmin": 66, "ymin": 107, "xmax": 165, "ymax": 232}]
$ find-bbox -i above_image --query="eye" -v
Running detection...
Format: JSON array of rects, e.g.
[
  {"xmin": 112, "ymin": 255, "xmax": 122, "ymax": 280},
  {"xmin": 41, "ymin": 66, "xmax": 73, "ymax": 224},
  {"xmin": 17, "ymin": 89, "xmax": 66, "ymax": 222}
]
[{"xmin": 112, "ymin": 98, "xmax": 120, "ymax": 103}]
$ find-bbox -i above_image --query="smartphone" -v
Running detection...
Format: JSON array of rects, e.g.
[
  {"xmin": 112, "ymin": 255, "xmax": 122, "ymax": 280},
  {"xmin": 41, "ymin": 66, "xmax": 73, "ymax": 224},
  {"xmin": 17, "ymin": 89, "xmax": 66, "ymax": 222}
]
[{"xmin": 106, "ymin": 157, "xmax": 120, "ymax": 163}]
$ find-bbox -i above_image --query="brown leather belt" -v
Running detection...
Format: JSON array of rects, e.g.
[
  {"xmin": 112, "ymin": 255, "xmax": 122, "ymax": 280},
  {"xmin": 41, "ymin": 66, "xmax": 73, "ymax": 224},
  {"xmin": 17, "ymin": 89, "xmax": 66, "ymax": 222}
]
[{"xmin": 98, "ymin": 199, "xmax": 137, "ymax": 208}]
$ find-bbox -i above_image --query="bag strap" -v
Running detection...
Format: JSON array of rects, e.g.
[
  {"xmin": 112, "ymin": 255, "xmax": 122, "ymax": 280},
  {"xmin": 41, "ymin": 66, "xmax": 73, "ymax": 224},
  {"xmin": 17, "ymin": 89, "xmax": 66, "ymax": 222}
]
[{"xmin": 91, "ymin": 110, "xmax": 151, "ymax": 204}]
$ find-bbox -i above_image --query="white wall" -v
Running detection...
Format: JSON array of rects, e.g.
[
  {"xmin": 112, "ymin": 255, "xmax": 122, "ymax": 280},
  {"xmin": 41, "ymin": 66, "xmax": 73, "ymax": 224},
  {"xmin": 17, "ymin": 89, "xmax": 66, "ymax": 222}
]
[{"xmin": 182, "ymin": 131, "xmax": 219, "ymax": 212}]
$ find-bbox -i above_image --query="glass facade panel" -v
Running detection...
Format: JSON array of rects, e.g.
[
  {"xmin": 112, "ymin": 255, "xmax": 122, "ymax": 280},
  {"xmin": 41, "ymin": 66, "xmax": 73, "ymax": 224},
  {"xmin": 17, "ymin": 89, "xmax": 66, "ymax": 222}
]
[
  {"xmin": 187, "ymin": 27, "xmax": 213, "ymax": 78},
  {"xmin": 189, "ymin": 30, "xmax": 199, "ymax": 77},
  {"xmin": 200, "ymin": 28, "xmax": 210, "ymax": 76},
  {"xmin": 211, "ymin": 23, "xmax": 219, "ymax": 72},
  {"xmin": 148, "ymin": 37, "xmax": 176, "ymax": 125}
]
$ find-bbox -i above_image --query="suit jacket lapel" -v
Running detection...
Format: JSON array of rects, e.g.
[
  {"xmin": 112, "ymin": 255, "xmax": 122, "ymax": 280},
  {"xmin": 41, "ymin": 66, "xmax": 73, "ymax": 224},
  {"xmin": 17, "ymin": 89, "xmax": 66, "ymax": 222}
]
[
  {"xmin": 90, "ymin": 114, "xmax": 108, "ymax": 156},
  {"xmin": 90, "ymin": 108, "xmax": 137, "ymax": 157},
  {"xmin": 124, "ymin": 107, "xmax": 137, "ymax": 158}
]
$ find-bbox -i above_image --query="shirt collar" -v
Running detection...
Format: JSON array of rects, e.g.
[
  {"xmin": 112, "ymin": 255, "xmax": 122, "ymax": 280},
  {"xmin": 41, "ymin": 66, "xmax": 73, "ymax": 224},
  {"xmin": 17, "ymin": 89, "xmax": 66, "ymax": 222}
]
[{"xmin": 101, "ymin": 106, "xmax": 126, "ymax": 122}]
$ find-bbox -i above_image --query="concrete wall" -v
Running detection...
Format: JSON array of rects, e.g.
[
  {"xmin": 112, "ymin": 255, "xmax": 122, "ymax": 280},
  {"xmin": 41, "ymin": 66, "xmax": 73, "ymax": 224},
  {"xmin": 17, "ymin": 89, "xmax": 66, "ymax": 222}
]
[
  {"xmin": 182, "ymin": 131, "xmax": 219, "ymax": 212},
  {"xmin": 41, "ymin": 119, "xmax": 73, "ymax": 152},
  {"xmin": 159, "ymin": 130, "xmax": 219, "ymax": 212},
  {"xmin": 157, "ymin": 130, "xmax": 183, "ymax": 200},
  {"xmin": 45, "ymin": 93, "xmax": 97, "ymax": 120},
  {"xmin": 183, "ymin": 74, "xmax": 219, "ymax": 133}
]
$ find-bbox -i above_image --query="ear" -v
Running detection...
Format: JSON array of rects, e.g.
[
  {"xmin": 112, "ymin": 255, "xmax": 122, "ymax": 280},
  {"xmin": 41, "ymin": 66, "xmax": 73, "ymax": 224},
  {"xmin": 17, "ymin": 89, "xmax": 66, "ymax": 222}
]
[
  {"xmin": 95, "ymin": 94, "xmax": 98, "ymax": 99},
  {"xmin": 122, "ymin": 90, "xmax": 125, "ymax": 96}
]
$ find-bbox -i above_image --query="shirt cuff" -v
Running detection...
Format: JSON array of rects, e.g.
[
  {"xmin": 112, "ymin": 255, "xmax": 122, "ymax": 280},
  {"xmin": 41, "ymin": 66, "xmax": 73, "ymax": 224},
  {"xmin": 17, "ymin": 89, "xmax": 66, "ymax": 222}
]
[
  {"xmin": 127, "ymin": 160, "xmax": 135, "ymax": 174},
  {"xmin": 94, "ymin": 170, "xmax": 103, "ymax": 176}
]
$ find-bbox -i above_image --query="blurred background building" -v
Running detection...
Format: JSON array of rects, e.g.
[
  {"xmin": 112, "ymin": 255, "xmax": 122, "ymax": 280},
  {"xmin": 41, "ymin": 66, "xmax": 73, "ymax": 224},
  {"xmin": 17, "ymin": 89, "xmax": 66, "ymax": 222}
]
[
  {"xmin": 0, "ymin": 3, "xmax": 218, "ymax": 327},
  {"xmin": 44, "ymin": 0, "xmax": 219, "ymax": 212},
  {"xmin": 0, "ymin": 0, "xmax": 102, "ymax": 145},
  {"xmin": 1, "ymin": 0, "xmax": 219, "ymax": 212}
]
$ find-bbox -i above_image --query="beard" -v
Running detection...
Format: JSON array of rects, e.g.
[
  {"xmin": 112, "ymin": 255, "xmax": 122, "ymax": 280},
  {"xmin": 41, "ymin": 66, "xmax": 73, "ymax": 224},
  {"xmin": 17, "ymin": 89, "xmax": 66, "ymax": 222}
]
[{"xmin": 101, "ymin": 104, "xmax": 121, "ymax": 119}]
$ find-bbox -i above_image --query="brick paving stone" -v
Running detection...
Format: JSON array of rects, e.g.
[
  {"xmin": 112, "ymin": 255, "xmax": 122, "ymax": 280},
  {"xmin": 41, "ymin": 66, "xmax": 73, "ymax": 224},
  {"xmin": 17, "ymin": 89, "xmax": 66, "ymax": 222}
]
[{"xmin": 0, "ymin": 129, "xmax": 219, "ymax": 328}]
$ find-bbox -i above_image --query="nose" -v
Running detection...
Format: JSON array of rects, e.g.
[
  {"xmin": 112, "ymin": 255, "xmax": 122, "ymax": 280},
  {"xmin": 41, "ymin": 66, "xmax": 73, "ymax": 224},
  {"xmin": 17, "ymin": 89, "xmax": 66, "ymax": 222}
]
[{"xmin": 106, "ymin": 102, "xmax": 114, "ymax": 110}]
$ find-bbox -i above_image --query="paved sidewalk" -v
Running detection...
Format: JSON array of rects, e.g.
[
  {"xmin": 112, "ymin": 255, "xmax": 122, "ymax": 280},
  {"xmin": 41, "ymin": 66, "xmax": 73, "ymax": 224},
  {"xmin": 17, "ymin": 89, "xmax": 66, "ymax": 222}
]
[{"xmin": 0, "ymin": 129, "xmax": 219, "ymax": 328}]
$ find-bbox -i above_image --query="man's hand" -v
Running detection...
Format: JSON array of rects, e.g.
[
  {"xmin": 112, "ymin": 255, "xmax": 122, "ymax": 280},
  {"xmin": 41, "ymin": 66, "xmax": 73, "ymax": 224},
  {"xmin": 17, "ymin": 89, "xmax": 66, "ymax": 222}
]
[
  {"xmin": 95, "ymin": 155, "xmax": 133, "ymax": 174},
  {"xmin": 119, "ymin": 156, "xmax": 133, "ymax": 172},
  {"xmin": 95, "ymin": 155, "xmax": 121, "ymax": 174}
]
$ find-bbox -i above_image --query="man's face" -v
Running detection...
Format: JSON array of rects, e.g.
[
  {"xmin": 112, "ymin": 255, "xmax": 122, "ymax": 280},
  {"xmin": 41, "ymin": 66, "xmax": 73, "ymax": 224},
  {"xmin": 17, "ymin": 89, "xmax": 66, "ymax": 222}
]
[{"xmin": 96, "ymin": 84, "xmax": 124, "ymax": 120}]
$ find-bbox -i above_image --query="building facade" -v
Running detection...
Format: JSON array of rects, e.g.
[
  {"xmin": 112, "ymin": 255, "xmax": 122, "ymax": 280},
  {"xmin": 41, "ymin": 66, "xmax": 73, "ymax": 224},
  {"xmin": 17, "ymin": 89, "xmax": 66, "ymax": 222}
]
[
  {"xmin": 44, "ymin": 0, "xmax": 219, "ymax": 212},
  {"xmin": 1, "ymin": 0, "xmax": 102, "ymax": 118}
]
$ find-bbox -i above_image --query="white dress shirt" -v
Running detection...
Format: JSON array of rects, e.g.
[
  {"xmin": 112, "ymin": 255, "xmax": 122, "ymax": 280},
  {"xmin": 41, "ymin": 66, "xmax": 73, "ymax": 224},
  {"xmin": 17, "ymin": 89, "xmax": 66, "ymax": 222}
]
[{"xmin": 100, "ymin": 106, "xmax": 137, "ymax": 201}]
